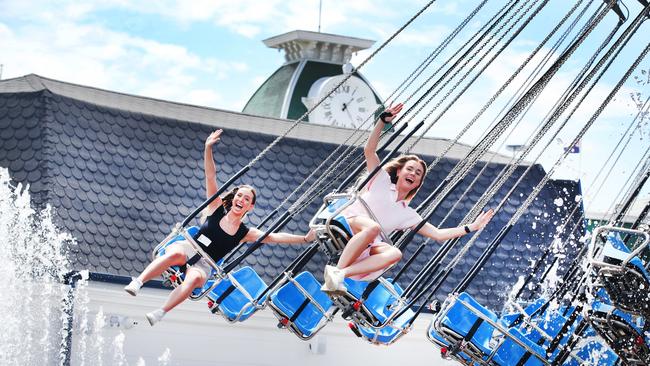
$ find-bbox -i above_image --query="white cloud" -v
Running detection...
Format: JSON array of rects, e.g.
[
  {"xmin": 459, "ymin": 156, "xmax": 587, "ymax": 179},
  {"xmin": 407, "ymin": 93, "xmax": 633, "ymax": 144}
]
[{"xmin": 0, "ymin": 9, "xmax": 248, "ymax": 109}]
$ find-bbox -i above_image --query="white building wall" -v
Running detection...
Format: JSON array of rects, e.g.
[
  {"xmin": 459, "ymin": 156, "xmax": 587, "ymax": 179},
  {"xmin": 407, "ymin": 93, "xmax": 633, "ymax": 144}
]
[{"xmin": 72, "ymin": 281, "xmax": 457, "ymax": 366}]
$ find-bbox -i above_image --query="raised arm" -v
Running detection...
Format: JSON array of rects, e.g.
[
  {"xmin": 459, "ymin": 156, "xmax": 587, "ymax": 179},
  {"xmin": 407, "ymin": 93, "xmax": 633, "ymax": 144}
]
[
  {"xmin": 243, "ymin": 228, "xmax": 316, "ymax": 244},
  {"xmin": 204, "ymin": 129, "xmax": 223, "ymax": 214},
  {"xmin": 417, "ymin": 209, "xmax": 494, "ymax": 242},
  {"xmin": 364, "ymin": 103, "xmax": 403, "ymax": 171}
]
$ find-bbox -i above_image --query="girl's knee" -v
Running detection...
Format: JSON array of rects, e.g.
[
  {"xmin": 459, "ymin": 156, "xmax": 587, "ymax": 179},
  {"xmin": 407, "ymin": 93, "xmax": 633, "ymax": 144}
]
[
  {"xmin": 389, "ymin": 247, "xmax": 402, "ymax": 263},
  {"xmin": 167, "ymin": 251, "xmax": 186, "ymax": 263},
  {"xmin": 186, "ymin": 270, "xmax": 206, "ymax": 287},
  {"xmin": 191, "ymin": 276, "xmax": 205, "ymax": 288},
  {"xmin": 365, "ymin": 223, "xmax": 381, "ymax": 237}
]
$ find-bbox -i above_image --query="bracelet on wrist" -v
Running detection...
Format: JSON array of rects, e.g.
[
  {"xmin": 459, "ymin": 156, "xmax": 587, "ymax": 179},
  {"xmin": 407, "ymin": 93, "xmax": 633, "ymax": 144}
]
[
  {"xmin": 379, "ymin": 111, "xmax": 393, "ymax": 124},
  {"xmin": 464, "ymin": 225, "xmax": 471, "ymax": 234}
]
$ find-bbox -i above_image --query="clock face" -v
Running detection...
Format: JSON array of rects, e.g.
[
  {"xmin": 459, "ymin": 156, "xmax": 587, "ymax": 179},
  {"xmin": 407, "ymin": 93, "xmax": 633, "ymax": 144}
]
[{"xmin": 302, "ymin": 75, "xmax": 380, "ymax": 128}]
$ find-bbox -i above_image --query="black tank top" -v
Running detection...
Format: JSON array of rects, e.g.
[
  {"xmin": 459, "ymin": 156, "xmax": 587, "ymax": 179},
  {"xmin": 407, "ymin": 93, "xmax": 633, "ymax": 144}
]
[{"xmin": 193, "ymin": 205, "xmax": 249, "ymax": 262}]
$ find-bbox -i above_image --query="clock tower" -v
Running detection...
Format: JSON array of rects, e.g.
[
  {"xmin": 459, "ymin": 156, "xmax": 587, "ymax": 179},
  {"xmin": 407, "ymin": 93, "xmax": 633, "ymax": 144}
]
[{"xmin": 242, "ymin": 30, "xmax": 383, "ymax": 128}]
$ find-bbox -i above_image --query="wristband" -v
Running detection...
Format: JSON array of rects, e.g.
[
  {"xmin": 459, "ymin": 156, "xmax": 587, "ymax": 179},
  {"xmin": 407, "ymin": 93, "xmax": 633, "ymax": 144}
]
[
  {"xmin": 464, "ymin": 225, "xmax": 471, "ymax": 234},
  {"xmin": 379, "ymin": 111, "xmax": 393, "ymax": 124}
]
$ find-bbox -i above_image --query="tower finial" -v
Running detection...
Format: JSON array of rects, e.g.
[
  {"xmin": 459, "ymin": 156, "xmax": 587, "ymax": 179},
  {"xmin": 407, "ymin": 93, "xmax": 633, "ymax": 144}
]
[{"xmin": 318, "ymin": 0, "xmax": 323, "ymax": 32}]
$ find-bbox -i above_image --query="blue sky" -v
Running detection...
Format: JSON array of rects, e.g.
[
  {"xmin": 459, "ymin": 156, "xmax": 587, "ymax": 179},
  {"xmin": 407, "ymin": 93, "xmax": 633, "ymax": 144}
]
[{"xmin": 1, "ymin": 0, "xmax": 648, "ymax": 214}]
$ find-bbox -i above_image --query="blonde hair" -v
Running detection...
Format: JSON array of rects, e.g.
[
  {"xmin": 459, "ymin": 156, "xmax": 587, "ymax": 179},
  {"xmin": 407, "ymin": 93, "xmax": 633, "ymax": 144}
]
[{"xmin": 383, "ymin": 154, "xmax": 428, "ymax": 200}]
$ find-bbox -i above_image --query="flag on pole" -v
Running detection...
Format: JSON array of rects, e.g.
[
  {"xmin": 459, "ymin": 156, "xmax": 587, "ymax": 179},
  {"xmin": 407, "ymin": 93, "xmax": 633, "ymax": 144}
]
[{"xmin": 564, "ymin": 140, "xmax": 581, "ymax": 153}]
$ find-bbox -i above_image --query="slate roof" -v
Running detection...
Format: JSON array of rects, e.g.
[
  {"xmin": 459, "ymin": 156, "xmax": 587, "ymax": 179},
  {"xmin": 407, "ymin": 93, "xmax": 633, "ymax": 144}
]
[{"xmin": 0, "ymin": 80, "xmax": 584, "ymax": 310}]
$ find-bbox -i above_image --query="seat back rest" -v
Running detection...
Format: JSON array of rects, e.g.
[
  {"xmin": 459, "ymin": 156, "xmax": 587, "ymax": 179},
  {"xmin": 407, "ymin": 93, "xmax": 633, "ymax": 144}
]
[
  {"xmin": 362, "ymin": 279, "xmax": 405, "ymax": 322},
  {"xmin": 157, "ymin": 226, "xmax": 200, "ymax": 256},
  {"xmin": 269, "ymin": 271, "xmax": 334, "ymax": 337},
  {"xmin": 439, "ymin": 292, "xmax": 498, "ymax": 356}
]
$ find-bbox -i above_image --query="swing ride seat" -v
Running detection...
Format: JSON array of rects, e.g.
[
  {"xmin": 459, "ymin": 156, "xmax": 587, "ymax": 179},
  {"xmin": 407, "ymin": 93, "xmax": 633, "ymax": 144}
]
[
  {"xmin": 499, "ymin": 298, "xmax": 547, "ymax": 328},
  {"xmin": 155, "ymin": 226, "xmax": 219, "ymax": 299},
  {"xmin": 348, "ymin": 307, "xmax": 416, "ymax": 345},
  {"xmin": 561, "ymin": 328, "xmax": 618, "ymax": 366},
  {"xmin": 268, "ymin": 271, "xmax": 334, "ymax": 340},
  {"xmin": 592, "ymin": 234, "xmax": 650, "ymax": 316},
  {"xmin": 426, "ymin": 324, "xmax": 475, "ymax": 365},
  {"xmin": 329, "ymin": 277, "xmax": 406, "ymax": 329},
  {"xmin": 586, "ymin": 301, "xmax": 650, "ymax": 365},
  {"xmin": 491, "ymin": 310, "xmax": 574, "ymax": 366},
  {"xmin": 432, "ymin": 292, "xmax": 498, "ymax": 361},
  {"xmin": 206, "ymin": 266, "xmax": 268, "ymax": 322},
  {"xmin": 310, "ymin": 195, "xmax": 354, "ymax": 260},
  {"xmin": 490, "ymin": 327, "xmax": 548, "ymax": 366}
]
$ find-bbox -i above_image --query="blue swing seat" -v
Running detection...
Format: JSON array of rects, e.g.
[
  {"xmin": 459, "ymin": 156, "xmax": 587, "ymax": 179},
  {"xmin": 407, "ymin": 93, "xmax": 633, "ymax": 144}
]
[
  {"xmin": 311, "ymin": 196, "xmax": 355, "ymax": 260},
  {"xmin": 436, "ymin": 292, "xmax": 498, "ymax": 358},
  {"xmin": 595, "ymin": 234, "xmax": 650, "ymax": 315},
  {"xmin": 492, "ymin": 310, "xmax": 573, "ymax": 366},
  {"xmin": 206, "ymin": 266, "xmax": 268, "ymax": 322},
  {"xmin": 562, "ymin": 338, "xmax": 618, "ymax": 366},
  {"xmin": 316, "ymin": 197, "xmax": 354, "ymax": 233},
  {"xmin": 491, "ymin": 327, "xmax": 547, "ymax": 366},
  {"xmin": 269, "ymin": 271, "xmax": 334, "ymax": 340},
  {"xmin": 499, "ymin": 298, "xmax": 547, "ymax": 328},
  {"xmin": 156, "ymin": 226, "xmax": 218, "ymax": 298},
  {"xmin": 426, "ymin": 324, "xmax": 474, "ymax": 364},
  {"xmin": 338, "ymin": 277, "xmax": 406, "ymax": 328},
  {"xmin": 587, "ymin": 300, "xmax": 650, "ymax": 365},
  {"xmin": 352, "ymin": 307, "xmax": 415, "ymax": 345}
]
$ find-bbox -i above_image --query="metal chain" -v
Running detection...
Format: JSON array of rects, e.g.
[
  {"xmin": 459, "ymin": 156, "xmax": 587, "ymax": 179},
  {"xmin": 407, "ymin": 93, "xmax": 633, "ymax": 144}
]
[
  {"xmin": 403, "ymin": 0, "xmax": 540, "ymax": 152},
  {"xmin": 448, "ymin": 40, "xmax": 650, "ymax": 270},
  {"xmin": 279, "ymin": 0, "xmax": 494, "ymax": 214},
  {"xmin": 408, "ymin": 3, "xmax": 596, "ymax": 253},
  {"xmin": 462, "ymin": 6, "xmax": 623, "ymax": 226},
  {"xmin": 421, "ymin": 0, "xmax": 590, "ymax": 175},
  {"xmin": 432, "ymin": 2, "xmax": 612, "ymax": 209},
  {"xmin": 247, "ymin": 0, "xmax": 439, "ymax": 168}
]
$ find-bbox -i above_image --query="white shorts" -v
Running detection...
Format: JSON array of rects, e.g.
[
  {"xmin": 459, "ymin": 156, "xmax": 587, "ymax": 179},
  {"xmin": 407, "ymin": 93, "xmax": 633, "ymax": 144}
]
[{"xmin": 169, "ymin": 240, "xmax": 213, "ymax": 279}]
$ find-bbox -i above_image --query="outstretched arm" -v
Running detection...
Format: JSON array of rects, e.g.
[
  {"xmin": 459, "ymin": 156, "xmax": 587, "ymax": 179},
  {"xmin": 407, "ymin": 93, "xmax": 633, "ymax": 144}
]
[
  {"xmin": 363, "ymin": 103, "xmax": 403, "ymax": 172},
  {"xmin": 417, "ymin": 209, "xmax": 494, "ymax": 242},
  {"xmin": 204, "ymin": 130, "xmax": 223, "ymax": 214},
  {"xmin": 243, "ymin": 228, "xmax": 316, "ymax": 244}
]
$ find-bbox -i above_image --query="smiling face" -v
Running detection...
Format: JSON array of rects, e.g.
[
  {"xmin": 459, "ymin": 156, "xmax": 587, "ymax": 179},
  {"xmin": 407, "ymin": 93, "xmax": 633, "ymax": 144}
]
[
  {"xmin": 229, "ymin": 186, "xmax": 256, "ymax": 216},
  {"xmin": 385, "ymin": 155, "xmax": 428, "ymax": 201},
  {"xmin": 396, "ymin": 160, "xmax": 425, "ymax": 197}
]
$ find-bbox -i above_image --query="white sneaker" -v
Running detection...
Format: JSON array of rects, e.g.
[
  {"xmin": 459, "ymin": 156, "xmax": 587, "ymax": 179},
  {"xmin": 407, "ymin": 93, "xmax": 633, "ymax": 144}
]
[
  {"xmin": 321, "ymin": 265, "xmax": 347, "ymax": 294},
  {"xmin": 124, "ymin": 278, "xmax": 143, "ymax": 296},
  {"xmin": 145, "ymin": 309, "xmax": 166, "ymax": 326}
]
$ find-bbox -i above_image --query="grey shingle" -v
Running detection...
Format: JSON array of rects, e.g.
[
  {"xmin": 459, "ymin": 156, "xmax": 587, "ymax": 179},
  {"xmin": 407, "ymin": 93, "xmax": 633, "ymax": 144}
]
[{"xmin": 0, "ymin": 90, "xmax": 583, "ymax": 310}]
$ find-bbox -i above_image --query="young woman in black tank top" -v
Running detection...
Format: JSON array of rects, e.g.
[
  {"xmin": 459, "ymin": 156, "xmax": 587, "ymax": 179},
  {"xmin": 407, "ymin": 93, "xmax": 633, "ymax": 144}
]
[{"xmin": 124, "ymin": 130, "xmax": 315, "ymax": 326}]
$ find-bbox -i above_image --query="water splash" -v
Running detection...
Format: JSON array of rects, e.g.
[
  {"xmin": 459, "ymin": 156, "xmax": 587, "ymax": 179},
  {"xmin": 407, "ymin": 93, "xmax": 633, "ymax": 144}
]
[
  {"xmin": 0, "ymin": 168, "xmax": 158, "ymax": 365},
  {"xmin": 158, "ymin": 348, "xmax": 172, "ymax": 366},
  {"xmin": 0, "ymin": 168, "xmax": 75, "ymax": 365}
]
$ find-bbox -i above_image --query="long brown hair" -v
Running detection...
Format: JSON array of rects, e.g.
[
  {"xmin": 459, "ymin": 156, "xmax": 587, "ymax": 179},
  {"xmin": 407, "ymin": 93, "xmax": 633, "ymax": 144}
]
[
  {"xmin": 383, "ymin": 154, "xmax": 427, "ymax": 200},
  {"xmin": 221, "ymin": 185, "xmax": 257, "ymax": 212}
]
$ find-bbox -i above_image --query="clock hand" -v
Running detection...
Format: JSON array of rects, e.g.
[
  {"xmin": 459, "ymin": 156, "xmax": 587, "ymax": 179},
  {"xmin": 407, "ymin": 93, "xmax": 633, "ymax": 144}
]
[
  {"xmin": 341, "ymin": 89, "xmax": 358, "ymax": 111},
  {"xmin": 344, "ymin": 107, "xmax": 355, "ymax": 125},
  {"xmin": 342, "ymin": 97, "xmax": 355, "ymax": 111}
]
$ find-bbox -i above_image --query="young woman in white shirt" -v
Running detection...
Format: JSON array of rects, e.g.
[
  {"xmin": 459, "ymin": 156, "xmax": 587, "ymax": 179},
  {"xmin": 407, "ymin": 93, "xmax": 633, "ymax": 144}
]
[{"xmin": 322, "ymin": 103, "xmax": 494, "ymax": 293}]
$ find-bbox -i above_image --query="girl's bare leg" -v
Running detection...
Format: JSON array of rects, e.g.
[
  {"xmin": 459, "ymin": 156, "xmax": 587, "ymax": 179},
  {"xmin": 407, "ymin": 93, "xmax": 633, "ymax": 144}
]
[
  {"xmin": 341, "ymin": 243, "xmax": 401, "ymax": 278},
  {"xmin": 161, "ymin": 268, "xmax": 207, "ymax": 313},
  {"xmin": 337, "ymin": 216, "xmax": 381, "ymax": 269},
  {"xmin": 137, "ymin": 244, "xmax": 188, "ymax": 284}
]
